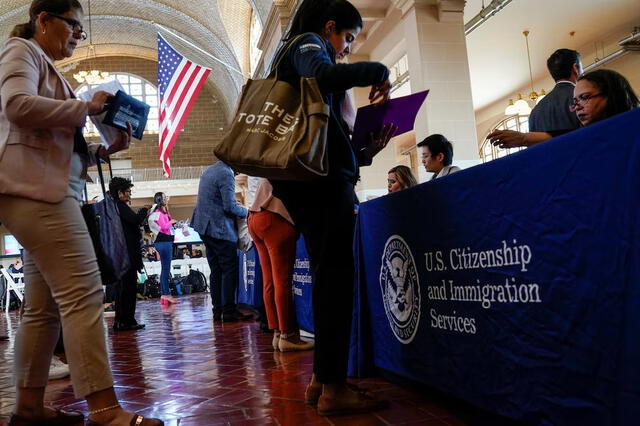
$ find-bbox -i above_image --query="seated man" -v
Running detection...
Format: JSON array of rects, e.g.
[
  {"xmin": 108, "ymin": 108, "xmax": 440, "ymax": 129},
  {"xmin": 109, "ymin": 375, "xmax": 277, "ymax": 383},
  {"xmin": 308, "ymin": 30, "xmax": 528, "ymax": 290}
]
[{"xmin": 417, "ymin": 134, "xmax": 460, "ymax": 179}]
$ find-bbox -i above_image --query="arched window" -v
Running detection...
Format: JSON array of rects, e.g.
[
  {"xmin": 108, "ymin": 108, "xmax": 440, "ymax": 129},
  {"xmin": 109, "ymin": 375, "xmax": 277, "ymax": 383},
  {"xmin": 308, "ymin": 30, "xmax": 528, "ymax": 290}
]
[
  {"xmin": 479, "ymin": 115, "xmax": 529, "ymax": 163},
  {"xmin": 75, "ymin": 73, "xmax": 159, "ymax": 137}
]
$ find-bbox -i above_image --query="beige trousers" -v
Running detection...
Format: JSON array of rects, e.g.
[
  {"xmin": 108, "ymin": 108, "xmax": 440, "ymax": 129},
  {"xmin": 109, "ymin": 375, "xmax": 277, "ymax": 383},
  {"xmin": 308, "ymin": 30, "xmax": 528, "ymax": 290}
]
[{"xmin": 0, "ymin": 194, "xmax": 113, "ymax": 398}]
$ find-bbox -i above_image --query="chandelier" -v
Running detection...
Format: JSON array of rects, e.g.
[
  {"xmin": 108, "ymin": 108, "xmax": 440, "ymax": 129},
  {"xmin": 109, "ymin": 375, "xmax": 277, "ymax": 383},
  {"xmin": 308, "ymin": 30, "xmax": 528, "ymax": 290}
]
[
  {"xmin": 72, "ymin": 0, "xmax": 110, "ymax": 85},
  {"xmin": 504, "ymin": 30, "xmax": 547, "ymax": 116}
]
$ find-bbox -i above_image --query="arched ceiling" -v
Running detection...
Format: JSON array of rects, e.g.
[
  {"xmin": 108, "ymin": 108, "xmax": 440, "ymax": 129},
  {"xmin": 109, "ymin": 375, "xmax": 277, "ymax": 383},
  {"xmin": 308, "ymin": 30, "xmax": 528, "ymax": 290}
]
[{"xmin": 0, "ymin": 0, "xmax": 275, "ymax": 117}]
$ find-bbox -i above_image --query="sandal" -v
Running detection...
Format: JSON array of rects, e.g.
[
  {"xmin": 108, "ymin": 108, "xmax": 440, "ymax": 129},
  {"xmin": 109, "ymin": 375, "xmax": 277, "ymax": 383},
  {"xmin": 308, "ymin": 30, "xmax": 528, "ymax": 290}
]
[
  {"xmin": 8, "ymin": 408, "xmax": 84, "ymax": 425},
  {"xmin": 86, "ymin": 414, "xmax": 164, "ymax": 426}
]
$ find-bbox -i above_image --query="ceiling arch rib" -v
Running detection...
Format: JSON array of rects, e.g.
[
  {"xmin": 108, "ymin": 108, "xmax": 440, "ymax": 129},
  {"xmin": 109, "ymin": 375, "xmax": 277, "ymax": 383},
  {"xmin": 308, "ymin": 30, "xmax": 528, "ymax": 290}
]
[
  {"xmin": 56, "ymin": 16, "xmax": 240, "ymax": 117},
  {"xmin": 1, "ymin": 3, "xmax": 244, "ymax": 117}
]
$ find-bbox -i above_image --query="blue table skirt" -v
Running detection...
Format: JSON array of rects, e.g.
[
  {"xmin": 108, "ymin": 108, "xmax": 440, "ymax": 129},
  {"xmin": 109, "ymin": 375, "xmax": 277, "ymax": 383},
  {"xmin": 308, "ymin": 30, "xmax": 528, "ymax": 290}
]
[{"xmin": 237, "ymin": 236, "xmax": 314, "ymax": 332}]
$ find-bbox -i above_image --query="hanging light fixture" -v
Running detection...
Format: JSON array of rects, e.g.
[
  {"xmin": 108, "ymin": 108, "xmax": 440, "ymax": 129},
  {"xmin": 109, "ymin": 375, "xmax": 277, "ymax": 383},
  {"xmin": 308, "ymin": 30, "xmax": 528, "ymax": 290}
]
[
  {"xmin": 523, "ymin": 30, "xmax": 544, "ymax": 104},
  {"xmin": 504, "ymin": 98, "xmax": 518, "ymax": 115},
  {"xmin": 514, "ymin": 93, "xmax": 531, "ymax": 115},
  {"xmin": 73, "ymin": 0, "xmax": 110, "ymax": 85},
  {"xmin": 504, "ymin": 30, "xmax": 546, "ymax": 115}
]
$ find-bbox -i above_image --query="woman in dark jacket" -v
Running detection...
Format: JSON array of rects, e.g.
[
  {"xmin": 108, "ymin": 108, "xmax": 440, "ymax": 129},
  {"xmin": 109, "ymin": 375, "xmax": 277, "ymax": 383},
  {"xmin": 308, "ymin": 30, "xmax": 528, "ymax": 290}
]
[
  {"xmin": 108, "ymin": 177, "xmax": 147, "ymax": 332},
  {"xmin": 270, "ymin": 0, "xmax": 395, "ymax": 416}
]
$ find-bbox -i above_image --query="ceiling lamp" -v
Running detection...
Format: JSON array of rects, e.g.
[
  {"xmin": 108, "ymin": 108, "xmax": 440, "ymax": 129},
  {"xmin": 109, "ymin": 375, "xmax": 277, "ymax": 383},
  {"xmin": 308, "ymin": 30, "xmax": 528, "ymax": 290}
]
[
  {"xmin": 72, "ymin": 0, "xmax": 110, "ymax": 85},
  {"xmin": 504, "ymin": 30, "xmax": 546, "ymax": 115},
  {"xmin": 504, "ymin": 98, "xmax": 518, "ymax": 115},
  {"xmin": 523, "ymin": 30, "xmax": 544, "ymax": 104},
  {"xmin": 535, "ymin": 88, "xmax": 547, "ymax": 104},
  {"xmin": 514, "ymin": 93, "xmax": 531, "ymax": 115}
]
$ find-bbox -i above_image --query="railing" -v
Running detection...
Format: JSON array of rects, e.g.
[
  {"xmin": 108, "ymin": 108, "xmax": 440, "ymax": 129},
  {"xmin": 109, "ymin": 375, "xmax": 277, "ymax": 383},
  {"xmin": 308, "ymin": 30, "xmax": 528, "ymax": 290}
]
[{"xmin": 88, "ymin": 165, "xmax": 207, "ymax": 183}]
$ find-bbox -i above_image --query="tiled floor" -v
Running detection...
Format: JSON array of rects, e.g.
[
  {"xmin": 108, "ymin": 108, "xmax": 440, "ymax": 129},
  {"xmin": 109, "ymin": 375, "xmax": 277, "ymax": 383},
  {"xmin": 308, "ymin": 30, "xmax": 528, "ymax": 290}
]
[{"xmin": 0, "ymin": 294, "xmax": 515, "ymax": 425}]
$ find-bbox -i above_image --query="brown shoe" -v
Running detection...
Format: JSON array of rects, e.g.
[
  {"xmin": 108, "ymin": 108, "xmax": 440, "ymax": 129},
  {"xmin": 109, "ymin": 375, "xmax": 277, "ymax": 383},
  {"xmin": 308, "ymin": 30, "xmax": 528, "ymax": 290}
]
[
  {"xmin": 306, "ymin": 382, "xmax": 374, "ymax": 407},
  {"xmin": 305, "ymin": 381, "xmax": 322, "ymax": 406},
  {"xmin": 316, "ymin": 387, "xmax": 387, "ymax": 416}
]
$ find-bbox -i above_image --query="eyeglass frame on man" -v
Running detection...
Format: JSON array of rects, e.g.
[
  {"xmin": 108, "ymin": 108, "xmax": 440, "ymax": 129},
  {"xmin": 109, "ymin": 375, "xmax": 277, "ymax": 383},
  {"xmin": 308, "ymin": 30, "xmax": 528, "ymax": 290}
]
[
  {"xmin": 569, "ymin": 92, "xmax": 603, "ymax": 111},
  {"xmin": 47, "ymin": 13, "xmax": 87, "ymax": 41}
]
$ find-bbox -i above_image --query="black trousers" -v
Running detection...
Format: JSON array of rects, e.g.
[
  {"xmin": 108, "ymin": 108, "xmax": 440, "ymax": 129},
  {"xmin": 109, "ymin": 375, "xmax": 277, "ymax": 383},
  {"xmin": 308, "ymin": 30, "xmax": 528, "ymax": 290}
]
[
  {"xmin": 104, "ymin": 284, "xmax": 116, "ymax": 304},
  {"xmin": 273, "ymin": 179, "xmax": 356, "ymax": 384},
  {"xmin": 202, "ymin": 235, "xmax": 239, "ymax": 314},
  {"xmin": 115, "ymin": 267, "xmax": 138, "ymax": 325}
]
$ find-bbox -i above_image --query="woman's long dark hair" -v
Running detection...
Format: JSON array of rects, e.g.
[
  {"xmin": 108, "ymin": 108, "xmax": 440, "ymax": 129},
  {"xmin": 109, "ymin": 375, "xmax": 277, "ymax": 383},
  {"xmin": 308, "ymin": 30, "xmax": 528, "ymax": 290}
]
[
  {"xmin": 578, "ymin": 69, "xmax": 639, "ymax": 123},
  {"xmin": 284, "ymin": 0, "xmax": 362, "ymax": 40},
  {"xmin": 10, "ymin": 0, "xmax": 82, "ymax": 39}
]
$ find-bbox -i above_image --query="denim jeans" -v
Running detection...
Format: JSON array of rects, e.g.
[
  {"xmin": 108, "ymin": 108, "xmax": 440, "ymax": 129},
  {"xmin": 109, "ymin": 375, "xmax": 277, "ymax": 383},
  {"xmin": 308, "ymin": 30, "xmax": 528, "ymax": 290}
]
[{"xmin": 154, "ymin": 241, "xmax": 173, "ymax": 296}]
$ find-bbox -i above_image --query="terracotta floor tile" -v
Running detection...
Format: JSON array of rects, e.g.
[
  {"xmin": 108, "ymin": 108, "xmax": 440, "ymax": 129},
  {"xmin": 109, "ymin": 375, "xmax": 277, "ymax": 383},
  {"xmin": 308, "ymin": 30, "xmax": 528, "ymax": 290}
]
[{"xmin": 0, "ymin": 293, "xmax": 515, "ymax": 425}]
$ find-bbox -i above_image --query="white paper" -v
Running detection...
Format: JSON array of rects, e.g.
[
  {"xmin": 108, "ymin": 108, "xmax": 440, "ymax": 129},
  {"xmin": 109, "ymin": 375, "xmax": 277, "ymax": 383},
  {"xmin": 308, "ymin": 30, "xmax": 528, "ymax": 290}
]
[{"xmin": 77, "ymin": 80, "xmax": 126, "ymax": 147}]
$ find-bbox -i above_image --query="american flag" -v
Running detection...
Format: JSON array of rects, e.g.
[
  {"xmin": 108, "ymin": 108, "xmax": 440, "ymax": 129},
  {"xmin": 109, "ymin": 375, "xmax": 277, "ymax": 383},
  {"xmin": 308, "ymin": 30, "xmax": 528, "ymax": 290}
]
[{"xmin": 157, "ymin": 34, "xmax": 211, "ymax": 177}]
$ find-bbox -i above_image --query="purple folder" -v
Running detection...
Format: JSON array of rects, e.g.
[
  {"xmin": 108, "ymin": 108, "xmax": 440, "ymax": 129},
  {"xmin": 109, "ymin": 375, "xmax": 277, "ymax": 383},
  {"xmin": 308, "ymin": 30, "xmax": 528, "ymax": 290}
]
[{"xmin": 351, "ymin": 90, "xmax": 429, "ymax": 150}]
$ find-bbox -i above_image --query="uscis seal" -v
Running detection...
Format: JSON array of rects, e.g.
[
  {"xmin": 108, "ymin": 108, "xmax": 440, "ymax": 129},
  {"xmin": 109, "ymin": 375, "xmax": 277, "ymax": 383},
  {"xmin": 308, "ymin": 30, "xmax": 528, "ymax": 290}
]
[{"xmin": 379, "ymin": 235, "xmax": 421, "ymax": 344}]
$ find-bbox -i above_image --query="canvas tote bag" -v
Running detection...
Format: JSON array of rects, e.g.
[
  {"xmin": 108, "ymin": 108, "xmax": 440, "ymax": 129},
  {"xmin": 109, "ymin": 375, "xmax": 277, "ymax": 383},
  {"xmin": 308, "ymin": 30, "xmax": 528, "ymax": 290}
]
[{"xmin": 214, "ymin": 34, "xmax": 330, "ymax": 180}]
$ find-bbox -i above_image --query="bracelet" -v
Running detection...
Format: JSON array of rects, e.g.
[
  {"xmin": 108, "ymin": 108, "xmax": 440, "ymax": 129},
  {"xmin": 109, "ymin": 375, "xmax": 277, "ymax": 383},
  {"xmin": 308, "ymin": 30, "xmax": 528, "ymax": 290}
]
[{"xmin": 89, "ymin": 403, "xmax": 121, "ymax": 415}]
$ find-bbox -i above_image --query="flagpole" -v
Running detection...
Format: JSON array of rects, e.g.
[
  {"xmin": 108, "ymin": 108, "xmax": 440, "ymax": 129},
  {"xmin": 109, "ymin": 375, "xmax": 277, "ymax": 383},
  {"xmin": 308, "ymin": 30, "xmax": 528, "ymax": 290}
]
[{"xmin": 154, "ymin": 22, "xmax": 247, "ymax": 78}]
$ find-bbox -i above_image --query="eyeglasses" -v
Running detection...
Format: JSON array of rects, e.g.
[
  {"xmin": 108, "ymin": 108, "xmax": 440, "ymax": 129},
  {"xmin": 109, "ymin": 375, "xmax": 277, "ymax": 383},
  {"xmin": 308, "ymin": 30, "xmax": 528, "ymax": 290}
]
[
  {"xmin": 421, "ymin": 154, "xmax": 432, "ymax": 160},
  {"xmin": 569, "ymin": 92, "xmax": 602, "ymax": 111},
  {"xmin": 48, "ymin": 13, "xmax": 87, "ymax": 40}
]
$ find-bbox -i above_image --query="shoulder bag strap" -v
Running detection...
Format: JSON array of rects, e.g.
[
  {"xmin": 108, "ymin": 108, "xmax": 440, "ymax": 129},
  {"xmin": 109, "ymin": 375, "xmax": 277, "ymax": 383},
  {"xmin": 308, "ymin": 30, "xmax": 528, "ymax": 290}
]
[{"xmin": 268, "ymin": 33, "xmax": 327, "ymax": 80}]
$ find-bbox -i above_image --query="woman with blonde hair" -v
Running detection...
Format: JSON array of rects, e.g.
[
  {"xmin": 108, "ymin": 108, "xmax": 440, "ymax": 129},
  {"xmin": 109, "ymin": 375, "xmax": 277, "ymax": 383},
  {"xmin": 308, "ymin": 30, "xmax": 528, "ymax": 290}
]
[{"xmin": 387, "ymin": 165, "xmax": 418, "ymax": 193}]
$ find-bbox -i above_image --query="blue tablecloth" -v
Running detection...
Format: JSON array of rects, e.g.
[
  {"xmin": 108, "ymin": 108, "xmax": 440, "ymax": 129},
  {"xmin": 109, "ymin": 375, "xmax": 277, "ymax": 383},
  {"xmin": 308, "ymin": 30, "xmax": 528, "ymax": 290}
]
[
  {"xmin": 237, "ymin": 238, "xmax": 314, "ymax": 332},
  {"xmin": 349, "ymin": 109, "xmax": 640, "ymax": 425},
  {"xmin": 292, "ymin": 237, "xmax": 314, "ymax": 332},
  {"xmin": 237, "ymin": 246, "xmax": 263, "ymax": 308}
]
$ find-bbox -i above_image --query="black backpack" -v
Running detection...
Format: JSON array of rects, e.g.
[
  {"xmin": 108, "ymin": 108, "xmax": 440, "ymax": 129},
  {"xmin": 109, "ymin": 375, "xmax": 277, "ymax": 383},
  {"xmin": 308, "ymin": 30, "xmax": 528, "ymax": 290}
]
[
  {"xmin": 140, "ymin": 274, "xmax": 161, "ymax": 299},
  {"xmin": 186, "ymin": 269, "xmax": 207, "ymax": 293}
]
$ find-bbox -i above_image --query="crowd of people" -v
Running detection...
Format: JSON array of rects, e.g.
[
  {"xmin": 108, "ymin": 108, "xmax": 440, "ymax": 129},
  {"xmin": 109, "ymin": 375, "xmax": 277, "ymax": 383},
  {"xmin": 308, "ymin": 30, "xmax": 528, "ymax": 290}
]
[{"xmin": 0, "ymin": 0, "xmax": 638, "ymax": 425}]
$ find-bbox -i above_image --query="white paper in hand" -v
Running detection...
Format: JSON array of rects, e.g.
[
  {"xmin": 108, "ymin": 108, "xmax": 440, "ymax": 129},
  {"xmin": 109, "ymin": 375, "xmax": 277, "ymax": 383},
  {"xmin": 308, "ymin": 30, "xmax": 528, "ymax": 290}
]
[{"xmin": 77, "ymin": 80, "xmax": 126, "ymax": 147}]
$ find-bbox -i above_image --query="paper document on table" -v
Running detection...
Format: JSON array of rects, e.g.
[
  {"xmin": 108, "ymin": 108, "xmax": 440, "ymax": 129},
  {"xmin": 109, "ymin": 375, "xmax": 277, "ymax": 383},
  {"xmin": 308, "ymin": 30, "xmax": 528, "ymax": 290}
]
[
  {"xmin": 77, "ymin": 80, "xmax": 126, "ymax": 147},
  {"xmin": 351, "ymin": 90, "xmax": 429, "ymax": 150}
]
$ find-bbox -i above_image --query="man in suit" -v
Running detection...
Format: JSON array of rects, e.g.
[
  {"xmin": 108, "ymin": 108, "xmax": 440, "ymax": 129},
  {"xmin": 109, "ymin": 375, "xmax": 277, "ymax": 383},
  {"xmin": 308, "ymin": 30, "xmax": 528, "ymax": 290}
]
[
  {"xmin": 192, "ymin": 161, "xmax": 250, "ymax": 322},
  {"xmin": 528, "ymin": 49, "xmax": 583, "ymax": 134}
]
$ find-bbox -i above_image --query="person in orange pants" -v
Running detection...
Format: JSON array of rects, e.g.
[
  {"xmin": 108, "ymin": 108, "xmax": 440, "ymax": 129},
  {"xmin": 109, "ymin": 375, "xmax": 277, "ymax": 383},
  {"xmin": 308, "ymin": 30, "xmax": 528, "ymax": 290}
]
[{"xmin": 248, "ymin": 179, "xmax": 314, "ymax": 352}]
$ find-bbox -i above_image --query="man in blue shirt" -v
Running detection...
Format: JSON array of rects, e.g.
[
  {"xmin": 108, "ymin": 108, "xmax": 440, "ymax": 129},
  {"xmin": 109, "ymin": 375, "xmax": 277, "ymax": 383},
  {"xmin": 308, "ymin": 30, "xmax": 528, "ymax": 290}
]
[{"xmin": 192, "ymin": 161, "xmax": 250, "ymax": 322}]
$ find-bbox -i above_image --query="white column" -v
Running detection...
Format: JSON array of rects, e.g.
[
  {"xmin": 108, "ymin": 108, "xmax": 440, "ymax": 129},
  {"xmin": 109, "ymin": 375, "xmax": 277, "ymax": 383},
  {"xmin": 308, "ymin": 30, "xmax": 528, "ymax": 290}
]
[{"xmin": 393, "ymin": 0, "xmax": 479, "ymax": 181}]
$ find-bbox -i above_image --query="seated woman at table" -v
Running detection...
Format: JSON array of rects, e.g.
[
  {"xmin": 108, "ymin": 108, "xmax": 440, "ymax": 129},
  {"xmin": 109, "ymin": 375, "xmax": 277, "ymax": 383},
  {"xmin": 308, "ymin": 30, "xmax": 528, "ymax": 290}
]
[
  {"xmin": 488, "ymin": 69, "xmax": 639, "ymax": 148},
  {"xmin": 387, "ymin": 165, "xmax": 417, "ymax": 193},
  {"xmin": 248, "ymin": 179, "xmax": 314, "ymax": 352}
]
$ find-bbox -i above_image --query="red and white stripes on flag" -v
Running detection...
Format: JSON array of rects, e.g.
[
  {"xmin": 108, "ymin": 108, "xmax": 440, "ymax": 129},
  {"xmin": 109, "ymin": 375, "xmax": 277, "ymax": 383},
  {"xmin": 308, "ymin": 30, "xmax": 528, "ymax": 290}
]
[{"xmin": 157, "ymin": 34, "xmax": 211, "ymax": 177}]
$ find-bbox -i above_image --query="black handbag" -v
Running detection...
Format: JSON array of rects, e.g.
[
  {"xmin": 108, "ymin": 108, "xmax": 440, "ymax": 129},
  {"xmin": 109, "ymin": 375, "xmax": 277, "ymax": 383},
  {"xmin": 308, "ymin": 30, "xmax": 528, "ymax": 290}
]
[{"xmin": 81, "ymin": 158, "xmax": 131, "ymax": 286}]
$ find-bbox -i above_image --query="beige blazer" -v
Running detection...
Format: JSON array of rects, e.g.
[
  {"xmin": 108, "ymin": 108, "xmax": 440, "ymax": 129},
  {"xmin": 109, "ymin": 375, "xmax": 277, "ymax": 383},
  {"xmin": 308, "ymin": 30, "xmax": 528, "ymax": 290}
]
[{"xmin": 0, "ymin": 37, "xmax": 88, "ymax": 203}]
